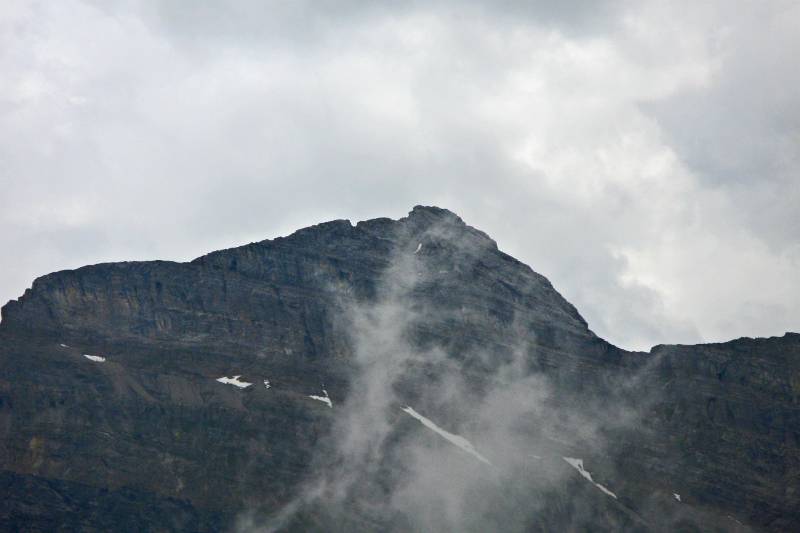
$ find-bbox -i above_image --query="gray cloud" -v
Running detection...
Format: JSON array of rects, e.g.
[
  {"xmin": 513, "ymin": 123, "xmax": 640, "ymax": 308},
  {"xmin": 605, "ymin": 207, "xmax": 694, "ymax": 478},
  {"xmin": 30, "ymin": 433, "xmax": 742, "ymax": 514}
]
[
  {"xmin": 644, "ymin": 2, "xmax": 800, "ymax": 248},
  {"xmin": 1, "ymin": 0, "xmax": 798, "ymax": 350}
]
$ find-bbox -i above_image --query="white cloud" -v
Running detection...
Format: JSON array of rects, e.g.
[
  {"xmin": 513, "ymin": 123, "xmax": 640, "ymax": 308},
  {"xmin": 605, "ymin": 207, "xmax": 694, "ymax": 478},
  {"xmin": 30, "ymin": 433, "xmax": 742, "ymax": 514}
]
[{"xmin": 0, "ymin": 0, "xmax": 797, "ymax": 350}]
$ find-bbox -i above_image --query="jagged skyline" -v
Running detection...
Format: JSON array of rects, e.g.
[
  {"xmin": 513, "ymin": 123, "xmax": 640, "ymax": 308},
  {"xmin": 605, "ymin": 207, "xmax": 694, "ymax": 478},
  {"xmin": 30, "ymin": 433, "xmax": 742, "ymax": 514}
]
[{"xmin": 3, "ymin": 206, "xmax": 796, "ymax": 530}]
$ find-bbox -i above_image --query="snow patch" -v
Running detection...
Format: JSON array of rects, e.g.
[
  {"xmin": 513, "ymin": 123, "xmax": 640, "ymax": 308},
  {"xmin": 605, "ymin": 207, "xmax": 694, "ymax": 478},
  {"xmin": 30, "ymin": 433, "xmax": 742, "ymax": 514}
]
[
  {"xmin": 562, "ymin": 457, "xmax": 617, "ymax": 499},
  {"xmin": 59, "ymin": 343, "xmax": 69, "ymax": 348},
  {"xmin": 309, "ymin": 388, "xmax": 332, "ymax": 408},
  {"xmin": 402, "ymin": 406, "xmax": 492, "ymax": 466},
  {"xmin": 414, "ymin": 243, "xmax": 422, "ymax": 254},
  {"xmin": 727, "ymin": 515, "xmax": 743, "ymax": 525},
  {"xmin": 264, "ymin": 379, "xmax": 271, "ymax": 389},
  {"xmin": 82, "ymin": 354, "xmax": 106, "ymax": 362},
  {"xmin": 216, "ymin": 375, "xmax": 252, "ymax": 388},
  {"xmin": 673, "ymin": 493, "xmax": 681, "ymax": 502}
]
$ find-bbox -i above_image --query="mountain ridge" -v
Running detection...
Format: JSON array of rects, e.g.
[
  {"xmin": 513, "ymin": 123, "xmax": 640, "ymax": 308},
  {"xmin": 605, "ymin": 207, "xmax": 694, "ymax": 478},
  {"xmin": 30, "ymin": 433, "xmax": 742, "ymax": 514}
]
[{"xmin": 0, "ymin": 206, "xmax": 798, "ymax": 532}]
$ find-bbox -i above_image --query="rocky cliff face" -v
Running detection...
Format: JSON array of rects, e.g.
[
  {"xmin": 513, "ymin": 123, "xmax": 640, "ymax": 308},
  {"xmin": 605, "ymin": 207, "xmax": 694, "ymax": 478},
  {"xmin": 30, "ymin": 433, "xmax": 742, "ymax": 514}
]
[{"xmin": 0, "ymin": 206, "xmax": 797, "ymax": 532}]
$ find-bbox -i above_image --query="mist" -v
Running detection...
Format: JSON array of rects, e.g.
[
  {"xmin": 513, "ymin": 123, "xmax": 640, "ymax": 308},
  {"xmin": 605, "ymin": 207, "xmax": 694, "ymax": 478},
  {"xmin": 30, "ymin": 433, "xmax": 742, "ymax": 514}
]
[{"xmin": 237, "ymin": 213, "xmax": 657, "ymax": 532}]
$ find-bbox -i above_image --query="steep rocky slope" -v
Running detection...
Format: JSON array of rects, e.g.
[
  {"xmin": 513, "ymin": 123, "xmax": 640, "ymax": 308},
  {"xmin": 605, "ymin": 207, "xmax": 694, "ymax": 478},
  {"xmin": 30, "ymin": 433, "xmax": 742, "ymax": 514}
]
[{"xmin": 0, "ymin": 206, "xmax": 797, "ymax": 532}]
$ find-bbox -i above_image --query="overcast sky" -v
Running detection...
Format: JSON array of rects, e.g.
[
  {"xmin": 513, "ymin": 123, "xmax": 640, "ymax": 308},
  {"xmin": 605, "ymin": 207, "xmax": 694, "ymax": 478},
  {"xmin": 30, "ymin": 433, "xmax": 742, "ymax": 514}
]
[{"xmin": 1, "ymin": 0, "xmax": 798, "ymax": 350}]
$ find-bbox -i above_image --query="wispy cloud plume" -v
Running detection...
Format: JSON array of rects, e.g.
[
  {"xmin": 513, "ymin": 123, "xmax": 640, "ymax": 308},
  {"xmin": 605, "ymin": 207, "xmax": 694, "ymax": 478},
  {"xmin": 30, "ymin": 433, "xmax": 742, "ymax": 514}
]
[{"xmin": 240, "ymin": 215, "xmax": 653, "ymax": 531}]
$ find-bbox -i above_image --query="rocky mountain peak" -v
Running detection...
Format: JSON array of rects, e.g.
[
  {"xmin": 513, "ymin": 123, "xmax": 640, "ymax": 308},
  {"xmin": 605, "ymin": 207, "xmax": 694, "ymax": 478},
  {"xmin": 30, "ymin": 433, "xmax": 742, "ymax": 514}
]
[
  {"xmin": 0, "ymin": 207, "xmax": 797, "ymax": 532},
  {"xmin": 405, "ymin": 204, "xmax": 465, "ymax": 228}
]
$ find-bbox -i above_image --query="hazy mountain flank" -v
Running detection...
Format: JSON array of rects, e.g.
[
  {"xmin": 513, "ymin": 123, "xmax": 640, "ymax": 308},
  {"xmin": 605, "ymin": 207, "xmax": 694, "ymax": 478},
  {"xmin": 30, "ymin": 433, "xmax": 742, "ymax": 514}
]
[{"xmin": 1, "ymin": 206, "xmax": 798, "ymax": 532}]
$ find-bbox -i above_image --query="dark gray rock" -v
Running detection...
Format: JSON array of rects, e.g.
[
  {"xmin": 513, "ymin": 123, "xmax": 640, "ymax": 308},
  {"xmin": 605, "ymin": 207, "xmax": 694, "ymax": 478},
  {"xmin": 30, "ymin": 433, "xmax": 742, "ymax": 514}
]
[{"xmin": 0, "ymin": 206, "xmax": 796, "ymax": 531}]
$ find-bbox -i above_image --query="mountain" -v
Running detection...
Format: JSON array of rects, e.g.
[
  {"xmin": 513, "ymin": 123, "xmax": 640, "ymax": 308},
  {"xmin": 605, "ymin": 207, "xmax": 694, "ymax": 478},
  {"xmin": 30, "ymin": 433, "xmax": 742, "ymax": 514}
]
[{"xmin": 1, "ymin": 206, "xmax": 798, "ymax": 532}]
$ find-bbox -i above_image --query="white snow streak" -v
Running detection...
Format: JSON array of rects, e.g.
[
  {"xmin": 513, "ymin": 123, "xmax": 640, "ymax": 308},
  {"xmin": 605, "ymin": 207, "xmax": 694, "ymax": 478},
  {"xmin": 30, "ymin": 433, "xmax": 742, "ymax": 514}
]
[
  {"xmin": 727, "ymin": 515, "xmax": 743, "ymax": 525},
  {"xmin": 309, "ymin": 388, "xmax": 332, "ymax": 408},
  {"xmin": 562, "ymin": 457, "xmax": 617, "ymax": 499},
  {"xmin": 216, "ymin": 375, "xmax": 253, "ymax": 388},
  {"xmin": 414, "ymin": 243, "xmax": 422, "ymax": 254},
  {"xmin": 59, "ymin": 343, "xmax": 69, "ymax": 348},
  {"xmin": 673, "ymin": 493, "xmax": 681, "ymax": 502},
  {"xmin": 82, "ymin": 354, "xmax": 105, "ymax": 362},
  {"xmin": 402, "ymin": 406, "xmax": 492, "ymax": 466}
]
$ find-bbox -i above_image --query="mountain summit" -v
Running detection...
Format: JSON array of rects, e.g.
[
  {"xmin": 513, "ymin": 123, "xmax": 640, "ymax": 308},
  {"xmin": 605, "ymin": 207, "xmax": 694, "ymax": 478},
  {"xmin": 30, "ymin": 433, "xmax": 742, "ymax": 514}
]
[{"xmin": 1, "ymin": 207, "xmax": 798, "ymax": 532}]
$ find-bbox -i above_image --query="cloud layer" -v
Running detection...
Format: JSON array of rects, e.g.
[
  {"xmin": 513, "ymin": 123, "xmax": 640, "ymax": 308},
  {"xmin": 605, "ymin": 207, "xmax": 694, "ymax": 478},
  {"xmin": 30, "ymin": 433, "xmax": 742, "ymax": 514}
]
[{"xmin": 1, "ymin": 0, "xmax": 798, "ymax": 350}]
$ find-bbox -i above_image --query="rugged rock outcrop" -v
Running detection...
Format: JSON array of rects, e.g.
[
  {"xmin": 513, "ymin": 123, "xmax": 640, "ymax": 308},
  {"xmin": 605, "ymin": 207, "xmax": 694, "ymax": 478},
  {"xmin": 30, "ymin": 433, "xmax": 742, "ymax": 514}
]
[{"xmin": 0, "ymin": 206, "xmax": 797, "ymax": 532}]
